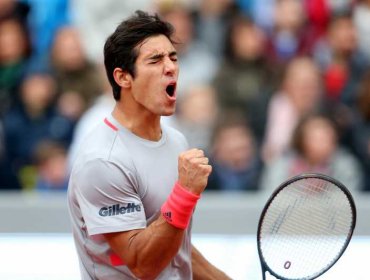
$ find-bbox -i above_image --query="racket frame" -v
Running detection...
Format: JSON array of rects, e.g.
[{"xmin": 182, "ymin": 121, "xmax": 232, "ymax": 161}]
[{"xmin": 256, "ymin": 173, "xmax": 357, "ymax": 280}]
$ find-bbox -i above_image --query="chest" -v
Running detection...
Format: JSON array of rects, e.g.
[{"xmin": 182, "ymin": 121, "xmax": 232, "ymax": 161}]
[{"xmin": 129, "ymin": 145, "xmax": 181, "ymax": 220}]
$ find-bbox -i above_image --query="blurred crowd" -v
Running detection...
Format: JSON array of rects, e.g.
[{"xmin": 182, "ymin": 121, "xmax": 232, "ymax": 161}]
[{"xmin": 0, "ymin": 0, "xmax": 369, "ymax": 193}]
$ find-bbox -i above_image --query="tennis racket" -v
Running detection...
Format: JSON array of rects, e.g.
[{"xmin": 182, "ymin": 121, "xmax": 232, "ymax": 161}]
[{"xmin": 257, "ymin": 173, "xmax": 356, "ymax": 280}]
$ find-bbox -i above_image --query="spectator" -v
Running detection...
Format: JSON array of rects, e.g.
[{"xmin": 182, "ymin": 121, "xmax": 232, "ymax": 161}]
[
  {"xmin": 20, "ymin": 0, "xmax": 70, "ymax": 65},
  {"xmin": 265, "ymin": 0, "xmax": 317, "ymax": 65},
  {"xmin": 350, "ymin": 70, "xmax": 370, "ymax": 191},
  {"xmin": 33, "ymin": 140, "xmax": 69, "ymax": 191},
  {"xmin": 50, "ymin": 26, "xmax": 104, "ymax": 120},
  {"xmin": 0, "ymin": 16, "xmax": 31, "ymax": 115},
  {"xmin": 313, "ymin": 12, "xmax": 368, "ymax": 106},
  {"xmin": 168, "ymin": 84, "xmax": 218, "ymax": 154},
  {"xmin": 0, "ymin": 0, "xmax": 29, "ymax": 23},
  {"xmin": 193, "ymin": 0, "xmax": 237, "ymax": 58},
  {"xmin": 312, "ymin": 12, "xmax": 369, "ymax": 150},
  {"xmin": 260, "ymin": 113, "xmax": 364, "ymax": 193},
  {"xmin": 236, "ymin": 0, "xmax": 276, "ymax": 33},
  {"xmin": 262, "ymin": 56, "xmax": 322, "ymax": 163},
  {"xmin": 208, "ymin": 115, "xmax": 262, "ymax": 191},
  {"xmin": 70, "ymin": 0, "xmax": 152, "ymax": 63},
  {"xmin": 67, "ymin": 69, "xmax": 115, "ymax": 169},
  {"xmin": 157, "ymin": 0, "xmax": 219, "ymax": 97},
  {"xmin": 304, "ymin": 0, "xmax": 330, "ymax": 38},
  {"xmin": 2, "ymin": 69, "xmax": 74, "ymax": 189},
  {"xmin": 213, "ymin": 14, "xmax": 279, "ymax": 142}
]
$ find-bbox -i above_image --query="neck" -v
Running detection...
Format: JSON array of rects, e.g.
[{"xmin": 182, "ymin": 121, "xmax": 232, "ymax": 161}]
[{"xmin": 112, "ymin": 103, "xmax": 162, "ymax": 141}]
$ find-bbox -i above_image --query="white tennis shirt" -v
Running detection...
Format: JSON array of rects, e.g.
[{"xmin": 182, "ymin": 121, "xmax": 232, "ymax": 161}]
[{"xmin": 67, "ymin": 116, "xmax": 192, "ymax": 279}]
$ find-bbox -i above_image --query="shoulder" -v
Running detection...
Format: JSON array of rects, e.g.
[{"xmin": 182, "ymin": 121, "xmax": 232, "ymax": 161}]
[
  {"xmin": 72, "ymin": 157, "xmax": 128, "ymax": 184},
  {"xmin": 3, "ymin": 107, "xmax": 24, "ymax": 125},
  {"xmin": 70, "ymin": 156, "xmax": 138, "ymax": 198},
  {"xmin": 332, "ymin": 148, "xmax": 362, "ymax": 169},
  {"xmin": 259, "ymin": 154, "xmax": 291, "ymax": 190},
  {"xmin": 72, "ymin": 121, "xmax": 135, "ymax": 172}
]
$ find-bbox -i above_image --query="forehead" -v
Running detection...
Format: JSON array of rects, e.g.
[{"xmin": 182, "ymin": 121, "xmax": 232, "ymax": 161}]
[{"xmin": 136, "ymin": 35, "xmax": 176, "ymax": 58}]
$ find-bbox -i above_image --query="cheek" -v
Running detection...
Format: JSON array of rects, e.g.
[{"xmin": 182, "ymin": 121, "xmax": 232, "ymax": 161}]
[
  {"xmin": 133, "ymin": 68, "xmax": 160, "ymax": 92},
  {"xmin": 132, "ymin": 81, "xmax": 163, "ymax": 112}
]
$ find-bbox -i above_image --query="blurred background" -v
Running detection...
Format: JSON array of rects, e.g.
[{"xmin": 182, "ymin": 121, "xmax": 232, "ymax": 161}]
[{"xmin": 0, "ymin": 0, "xmax": 369, "ymax": 279}]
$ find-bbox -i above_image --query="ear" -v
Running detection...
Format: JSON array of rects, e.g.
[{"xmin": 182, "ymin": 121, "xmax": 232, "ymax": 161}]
[{"xmin": 113, "ymin": 67, "xmax": 132, "ymax": 89}]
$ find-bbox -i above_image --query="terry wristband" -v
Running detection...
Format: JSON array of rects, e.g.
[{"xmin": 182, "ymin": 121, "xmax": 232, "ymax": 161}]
[{"xmin": 161, "ymin": 181, "xmax": 200, "ymax": 229}]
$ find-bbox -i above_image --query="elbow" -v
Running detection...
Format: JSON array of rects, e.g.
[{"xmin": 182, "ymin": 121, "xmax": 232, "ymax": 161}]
[
  {"xmin": 128, "ymin": 260, "xmax": 166, "ymax": 280},
  {"xmin": 129, "ymin": 262, "xmax": 165, "ymax": 280}
]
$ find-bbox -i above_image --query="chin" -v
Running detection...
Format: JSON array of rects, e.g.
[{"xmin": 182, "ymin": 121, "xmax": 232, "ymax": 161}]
[
  {"xmin": 160, "ymin": 106, "xmax": 176, "ymax": 116},
  {"xmin": 161, "ymin": 111, "xmax": 175, "ymax": 117}
]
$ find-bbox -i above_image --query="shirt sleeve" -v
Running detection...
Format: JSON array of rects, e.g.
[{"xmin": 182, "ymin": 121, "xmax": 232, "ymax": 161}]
[{"xmin": 73, "ymin": 158, "xmax": 146, "ymax": 236}]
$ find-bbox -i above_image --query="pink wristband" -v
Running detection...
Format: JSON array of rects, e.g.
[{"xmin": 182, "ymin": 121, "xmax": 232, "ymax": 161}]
[{"xmin": 161, "ymin": 181, "xmax": 200, "ymax": 229}]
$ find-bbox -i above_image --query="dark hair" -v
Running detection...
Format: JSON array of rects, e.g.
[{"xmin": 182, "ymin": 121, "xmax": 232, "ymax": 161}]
[
  {"xmin": 210, "ymin": 111, "xmax": 254, "ymax": 147},
  {"xmin": 224, "ymin": 13, "xmax": 254, "ymax": 60},
  {"xmin": 104, "ymin": 10, "xmax": 175, "ymax": 100},
  {"xmin": 33, "ymin": 140, "xmax": 66, "ymax": 166},
  {"xmin": 291, "ymin": 113, "xmax": 339, "ymax": 156}
]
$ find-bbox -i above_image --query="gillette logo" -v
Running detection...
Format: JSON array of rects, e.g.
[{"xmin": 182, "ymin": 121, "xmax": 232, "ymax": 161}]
[{"xmin": 99, "ymin": 203, "xmax": 141, "ymax": 217}]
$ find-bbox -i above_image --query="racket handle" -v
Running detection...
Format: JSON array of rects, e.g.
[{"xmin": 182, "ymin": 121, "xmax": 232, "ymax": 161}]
[{"xmin": 261, "ymin": 266, "xmax": 266, "ymax": 280}]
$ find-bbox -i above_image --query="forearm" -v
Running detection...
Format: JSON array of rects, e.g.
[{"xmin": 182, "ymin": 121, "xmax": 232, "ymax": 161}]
[
  {"xmin": 105, "ymin": 149, "xmax": 211, "ymax": 279},
  {"xmin": 192, "ymin": 245, "xmax": 232, "ymax": 280},
  {"xmin": 106, "ymin": 215, "xmax": 185, "ymax": 279}
]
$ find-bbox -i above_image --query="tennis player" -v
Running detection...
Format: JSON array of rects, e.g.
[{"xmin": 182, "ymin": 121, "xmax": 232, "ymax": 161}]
[{"xmin": 67, "ymin": 10, "xmax": 230, "ymax": 280}]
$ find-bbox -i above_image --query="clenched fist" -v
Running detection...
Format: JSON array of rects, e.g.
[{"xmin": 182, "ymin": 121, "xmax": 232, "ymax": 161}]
[{"xmin": 178, "ymin": 149, "xmax": 212, "ymax": 195}]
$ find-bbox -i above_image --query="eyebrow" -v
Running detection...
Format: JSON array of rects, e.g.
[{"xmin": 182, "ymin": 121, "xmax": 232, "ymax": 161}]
[{"xmin": 147, "ymin": 51, "xmax": 177, "ymax": 60}]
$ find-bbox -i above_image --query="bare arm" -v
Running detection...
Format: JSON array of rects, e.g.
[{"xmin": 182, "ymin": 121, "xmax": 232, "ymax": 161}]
[
  {"xmin": 104, "ymin": 215, "xmax": 184, "ymax": 279},
  {"xmin": 192, "ymin": 245, "xmax": 232, "ymax": 280},
  {"xmin": 104, "ymin": 149, "xmax": 211, "ymax": 279}
]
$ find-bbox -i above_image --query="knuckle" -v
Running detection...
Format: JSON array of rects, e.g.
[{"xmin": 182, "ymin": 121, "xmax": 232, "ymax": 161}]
[
  {"xmin": 205, "ymin": 165, "xmax": 212, "ymax": 174},
  {"xmin": 196, "ymin": 150, "xmax": 204, "ymax": 157},
  {"xmin": 200, "ymin": 165, "xmax": 211, "ymax": 174}
]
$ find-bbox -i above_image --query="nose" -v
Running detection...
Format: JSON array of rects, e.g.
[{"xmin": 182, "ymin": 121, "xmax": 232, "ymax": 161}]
[{"xmin": 164, "ymin": 57, "xmax": 177, "ymax": 76}]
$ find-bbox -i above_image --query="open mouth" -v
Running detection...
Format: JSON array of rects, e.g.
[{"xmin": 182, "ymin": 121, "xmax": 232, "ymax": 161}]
[{"xmin": 166, "ymin": 83, "xmax": 176, "ymax": 97}]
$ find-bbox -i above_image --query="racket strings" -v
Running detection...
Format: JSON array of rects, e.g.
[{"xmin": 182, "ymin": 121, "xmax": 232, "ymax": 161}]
[
  {"xmin": 259, "ymin": 178, "xmax": 354, "ymax": 279},
  {"xmin": 266, "ymin": 182, "xmax": 352, "ymax": 235}
]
